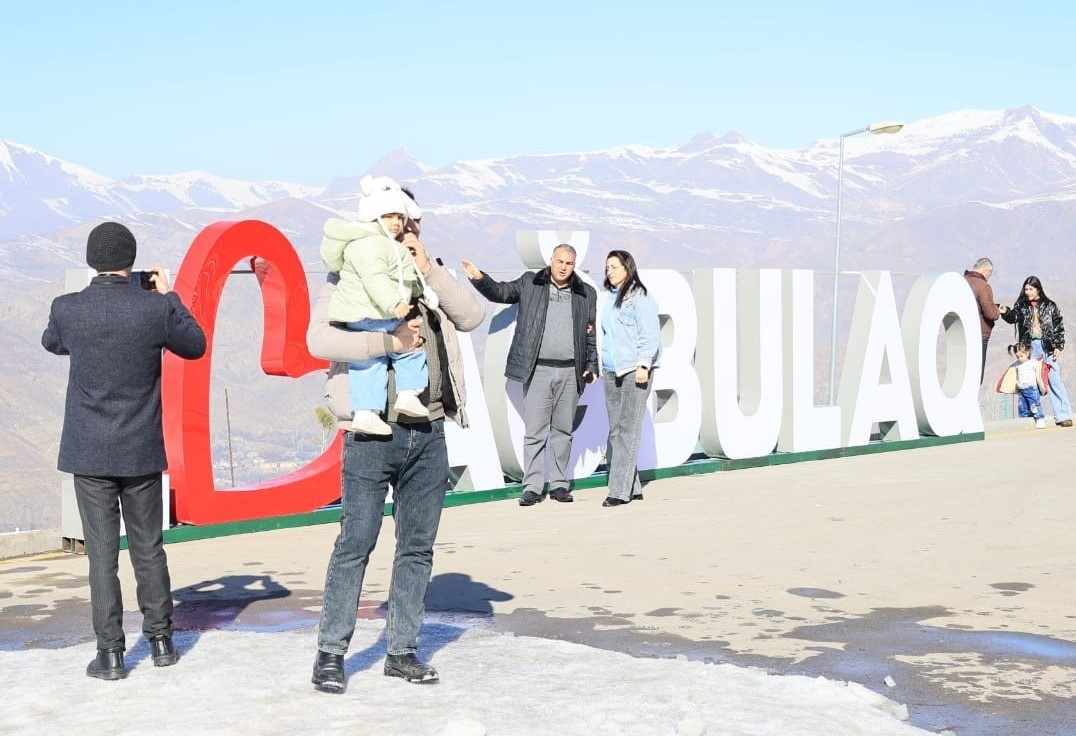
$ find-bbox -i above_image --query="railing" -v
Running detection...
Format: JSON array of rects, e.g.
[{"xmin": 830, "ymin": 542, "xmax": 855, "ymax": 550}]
[{"xmin": 980, "ymin": 393, "xmax": 1022, "ymax": 422}]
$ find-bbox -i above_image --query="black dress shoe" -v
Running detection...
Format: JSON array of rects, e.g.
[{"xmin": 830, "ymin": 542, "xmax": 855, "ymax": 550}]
[
  {"xmin": 518, "ymin": 490, "xmax": 544, "ymax": 506},
  {"xmin": 630, "ymin": 492, "xmax": 644, "ymax": 502},
  {"xmin": 602, "ymin": 497, "xmax": 629, "ymax": 507},
  {"xmin": 86, "ymin": 647, "xmax": 126, "ymax": 680},
  {"xmin": 549, "ymin": 488, "xmax": 574, "ymax": 503},
  {"xmin": 150, "ymin": 635, "xmax": 179, "ymax": 667},
  {"xmin": 312, "ymin": 651, "xmax": 346, "ymax": 693},
  {"xmin": 384, "ymin": 653, "xmax": 439, "ymax": 683}
]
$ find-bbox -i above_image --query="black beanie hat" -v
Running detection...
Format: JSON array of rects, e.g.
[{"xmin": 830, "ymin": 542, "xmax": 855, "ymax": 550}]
[{"xmin": 86, "ymin": 222, "xmax": 137, "ymax": 272}]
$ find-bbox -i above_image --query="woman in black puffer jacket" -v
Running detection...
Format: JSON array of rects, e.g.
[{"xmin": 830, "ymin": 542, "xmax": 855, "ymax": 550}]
[{"xmin": 1001, "ymin": 275, "xmax": 1072, "ymax": 427}]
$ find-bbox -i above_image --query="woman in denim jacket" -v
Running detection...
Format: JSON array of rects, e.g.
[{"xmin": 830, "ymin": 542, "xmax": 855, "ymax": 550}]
[{"xmin": 600, "ymin": 250, "xmax": 662, "ymax": 507}]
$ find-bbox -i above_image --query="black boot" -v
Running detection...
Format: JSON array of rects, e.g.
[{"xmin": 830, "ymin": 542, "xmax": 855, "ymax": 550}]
[
  {"xmin": 312, "ymin": 651, "xmax": 346, "ymax": 693},
  {"xmin": 384, "ymin": 653, "xmax": 439, "ymax": 683},
  {"xmin": 150, "ymin": 635, "xmax": 179, "ymax": 667},
  {"xmin": 86, "ymin": 647, "xmax": 126, "ymax": 680}
]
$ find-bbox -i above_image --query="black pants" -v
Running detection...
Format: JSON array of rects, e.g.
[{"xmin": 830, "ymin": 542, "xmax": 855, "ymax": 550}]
[{"xmin": 74, "ymin": 473, "xmax": 173, "ymax": 650}]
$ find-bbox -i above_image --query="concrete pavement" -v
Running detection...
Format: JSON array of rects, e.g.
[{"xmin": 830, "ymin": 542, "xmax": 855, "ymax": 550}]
[{"xmin": 2, "ymin": 419, "xmax": 1074, "ymax": 735}]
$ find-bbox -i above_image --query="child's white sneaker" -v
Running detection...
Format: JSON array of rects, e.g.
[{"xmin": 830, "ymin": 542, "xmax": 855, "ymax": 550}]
[
  {"xmin": 1034, "ymin": 418, "xmax": 1046, "ymax": 429},
  {"xmin": 394, "ymin": 390, "xmax": 430, "ymax": 418},
  {"xmin": 351, "ymin": 410, "xmax": 392, "ymax": 436}
]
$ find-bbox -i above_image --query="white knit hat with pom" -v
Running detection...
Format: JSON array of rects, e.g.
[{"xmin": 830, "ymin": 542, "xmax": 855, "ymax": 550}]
[
  {"xmin": 356, "ymin": 175, "xmax": 437, "ymax": 310},
  {"xmin": 357, "ymin": 175, "xmax": 422, "ymax": 223}
]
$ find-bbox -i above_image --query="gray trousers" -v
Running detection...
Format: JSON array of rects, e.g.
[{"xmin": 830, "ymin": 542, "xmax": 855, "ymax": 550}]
[
  {"xmin": 522, "ymin": 364, "xmax": 580, "ymax": 495},
  {"xmin": 603, "ymin": 371, "xmax": 653, "ymax": 501},
  {"xmin": 74, "ymin": 473, "xmax": 173, "ymax": 650}
]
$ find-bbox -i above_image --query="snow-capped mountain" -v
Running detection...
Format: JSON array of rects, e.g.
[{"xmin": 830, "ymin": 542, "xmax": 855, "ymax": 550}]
[
  {"xmin": 0, "ymin": 139, "xmax": 319, "ymax": 239},
  {"xmin": 3, "ymin": 105, "xmax": 1076, "ymax": 534},
  {"xmin": 5, "ymin": 105, "xmax": 1076, "ymax": 268},
  {"xmin": 6, "ymin": 106, "xmax": 1076, "ymax": 244}
]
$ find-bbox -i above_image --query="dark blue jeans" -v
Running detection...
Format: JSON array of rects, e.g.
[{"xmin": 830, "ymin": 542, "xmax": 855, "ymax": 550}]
[{"xmin": 317, "ymin": 420, "xmax": 448, "ymax": 657}]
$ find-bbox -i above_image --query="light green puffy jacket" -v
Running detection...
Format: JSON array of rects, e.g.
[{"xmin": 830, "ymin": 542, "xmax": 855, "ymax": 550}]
[{"xmin": 320, "ymin": 218, "xmax": 423, "ymax": 323}]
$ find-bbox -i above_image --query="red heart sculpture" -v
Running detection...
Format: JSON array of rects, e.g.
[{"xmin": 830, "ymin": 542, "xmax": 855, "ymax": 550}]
[{"xmin": 162, "ymin": 220, "xmax": 342, "ymax": 525}]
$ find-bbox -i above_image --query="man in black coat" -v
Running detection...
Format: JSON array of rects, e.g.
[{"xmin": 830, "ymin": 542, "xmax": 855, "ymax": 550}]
[
  {"xmin": 461, "ymin": 245, "xmax": 598, "ymax": 506},
  {"xmin": 42, "ymin": 222, "xmax": 206, "ymax": 680}
]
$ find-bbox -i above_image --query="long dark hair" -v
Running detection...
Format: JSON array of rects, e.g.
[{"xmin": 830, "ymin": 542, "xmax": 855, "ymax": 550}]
[
  {"xmin": 603, "ymin": 250, "xmax": 648, "ymax": 307},
  {"xmin": 1015, "ymin": 275, "xmax": 1051, "ymax": 306}
]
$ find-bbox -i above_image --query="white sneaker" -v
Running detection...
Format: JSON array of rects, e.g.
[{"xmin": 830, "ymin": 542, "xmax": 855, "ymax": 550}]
[
  {"xmin": 393, "ymin": 390, "xmax": 430, "ymax": 418},
  {"xmin": 1034, "ymin": 418, "xmax": 1046, "ymax": 429},
  {"xmin": 351, "ymin": 410, "xmax": 392, "ymax": 436}
]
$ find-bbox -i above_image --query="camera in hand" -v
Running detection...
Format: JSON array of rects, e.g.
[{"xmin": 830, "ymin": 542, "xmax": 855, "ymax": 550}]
[{"xmin": 130, "ymin": 270, "xmax": 155, "ymax": 290}]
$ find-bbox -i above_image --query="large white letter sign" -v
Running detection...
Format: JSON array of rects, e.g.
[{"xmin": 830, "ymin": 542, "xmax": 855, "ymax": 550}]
[
  {"xmin": 778, "ymin": 270, "xmax": 842, "ymax": 452},
  {"xmin": 839, "ymin": 271, "xmax": 919, "ymax": 445},
  {"xmin": 444, "ymin": 324, "xmax": 506, "ymax": 491},
  {"xmin": 901, "ymin": 272, "xmax": 983, "ymax": 436},
  {"xmin": 517, "ymin": 229, "xmax": 589, "ymax": 267},
  {"xmin": 696, "ymin": 268, "xmax": 784, "ymax": 459},
  {"xmin": 633, "ymin": 269, "xmax": 702, "ymax": 470},
  {"xmin": 482, "ymin": 231, "xmax": 606, "ymax": 482},
  {"xmin": 481, "ymin": 304, "xmax": 526, "ymax": 479}
]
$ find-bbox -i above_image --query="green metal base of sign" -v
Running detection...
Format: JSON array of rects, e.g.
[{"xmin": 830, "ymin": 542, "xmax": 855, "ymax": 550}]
[{"xmin": 125, "ymin": 431, "xmax": 982, "ymax": 550}]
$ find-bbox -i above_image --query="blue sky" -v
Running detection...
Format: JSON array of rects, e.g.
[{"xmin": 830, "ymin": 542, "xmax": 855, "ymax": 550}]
[{"xmin": 4, "ymin": 1, "xmax": 1074, "ymax": 185}]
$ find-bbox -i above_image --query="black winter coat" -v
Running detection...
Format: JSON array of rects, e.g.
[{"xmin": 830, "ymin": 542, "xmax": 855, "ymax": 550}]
[
  {"xmin": 470, "ymin": 267, "xmax": 598, "ymax": 393},
  {"xmin": 42, "ymin": 274, "xmax": 207, "ymax": 476},
  {"xmin": 1001, "ymin": 296, "xmax": 1066, "ymax": 353}
]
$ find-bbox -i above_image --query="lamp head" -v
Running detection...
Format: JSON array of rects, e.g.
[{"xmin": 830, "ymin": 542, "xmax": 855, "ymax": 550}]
[{"xmin": 867, "ymin": 121, "xmax": 905, "ymax": 135}]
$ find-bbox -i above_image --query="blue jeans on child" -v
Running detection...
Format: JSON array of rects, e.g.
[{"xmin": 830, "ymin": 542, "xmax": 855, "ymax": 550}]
[
  {"xmin": 1030, "ymin": 339, "xmax": 1073, "ymax": 422},
  {"xmin": 1016, "ymin": 385, "xmax": 1042, "ymax": 419},
  {"xmin": 346, "ymin": 318, "xmax": 428, "ymax": 412}
]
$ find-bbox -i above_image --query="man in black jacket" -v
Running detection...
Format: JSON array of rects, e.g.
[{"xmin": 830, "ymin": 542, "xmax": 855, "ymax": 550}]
[
  {"xmin": 462, "ymin": 245, "xmax": 598, "ymax": 506},
  {"xmin": 42, "ymin": 222, "xmax": 206, "ymax": 680}
]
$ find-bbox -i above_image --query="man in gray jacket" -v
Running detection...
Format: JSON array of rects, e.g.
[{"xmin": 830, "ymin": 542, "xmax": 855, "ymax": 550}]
[
  {"xmin": 461, "ymin": 245, "xmax": 598, "ymax": 506},
  {"xmin": 42, "ymin": 222, "xmax": 206, "ymax": 680}
]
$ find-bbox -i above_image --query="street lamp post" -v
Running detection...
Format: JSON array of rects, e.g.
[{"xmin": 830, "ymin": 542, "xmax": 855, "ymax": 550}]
[{"xmin": 827, "ymin": 121, "xmax": 905, "ymax": 405}]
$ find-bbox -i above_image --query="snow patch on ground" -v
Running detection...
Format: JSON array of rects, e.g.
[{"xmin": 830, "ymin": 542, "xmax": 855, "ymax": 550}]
[{"xmin": 0, "ymin": 623, "xmax": 931, "ymax": 735}]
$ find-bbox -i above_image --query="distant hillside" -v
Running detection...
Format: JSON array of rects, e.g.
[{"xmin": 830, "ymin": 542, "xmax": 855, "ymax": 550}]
[{"xmin": 3, "ymin": 105, "xmax": 1075, "ymax": 531}]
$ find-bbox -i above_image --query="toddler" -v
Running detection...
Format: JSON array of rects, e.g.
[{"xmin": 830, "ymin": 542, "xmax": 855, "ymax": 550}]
[
  {"xmin": 1008, "ymin": 341, "xmax": 1047, "ymax": 429},
  {"xmin": 320, "ymin": 175, "xmax": 436, "ymax": 435}
]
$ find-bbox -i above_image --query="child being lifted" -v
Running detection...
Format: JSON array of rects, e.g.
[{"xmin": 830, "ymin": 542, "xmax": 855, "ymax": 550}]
[{"xmin": 321, "ymin": 175, "xmax": 437, "ymax": 435}]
